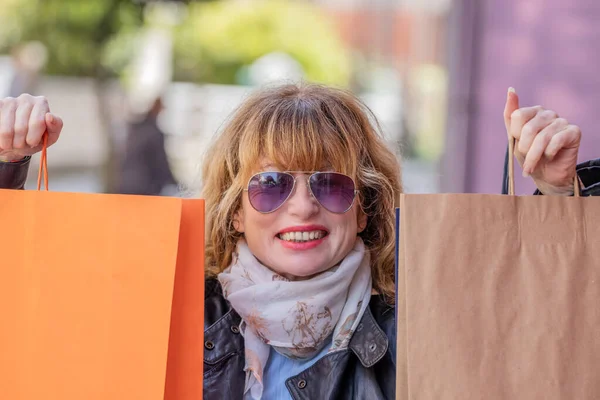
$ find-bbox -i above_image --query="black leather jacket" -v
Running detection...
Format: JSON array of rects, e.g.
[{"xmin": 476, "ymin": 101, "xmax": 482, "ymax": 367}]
[
  {"xmin": 204, "ymin": 278, "xmax": 396, "ymax": 400},
  {"xmin": 3, "ymin": 157, "xmax": 600, "ymax": 399}
]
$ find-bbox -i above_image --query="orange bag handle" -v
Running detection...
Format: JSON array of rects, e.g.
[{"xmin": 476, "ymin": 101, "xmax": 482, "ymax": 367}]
[
  {"xmin": 37, "ymin": 132, "xmax": 49, "ymax": 191},
  {"xmin": 507, "ymin": 136, "xmax": 580, "ymax": 197}
]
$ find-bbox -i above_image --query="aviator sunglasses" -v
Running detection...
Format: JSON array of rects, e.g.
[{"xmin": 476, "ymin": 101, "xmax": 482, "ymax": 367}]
[{"xmin": 244, "ymin": 171, "xmax": 359, "ymax": 214}]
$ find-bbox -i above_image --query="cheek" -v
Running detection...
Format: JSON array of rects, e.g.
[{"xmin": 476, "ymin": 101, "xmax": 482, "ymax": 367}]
[
  {"xmin": 347, "ymin": 206, "xmax": 363, "ymax": 232},
  {"xmin": 240, "ymin": 195, "xmax": 278, "ymax": 238},
  {"xmin": 331, "ymin": 211, "xmax": 361, "ymax": 236}
]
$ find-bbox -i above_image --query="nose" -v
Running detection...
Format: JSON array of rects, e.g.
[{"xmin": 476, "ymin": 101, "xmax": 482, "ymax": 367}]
[{"xmin": 285, "ymin": 175, "xmax": 319, "ymax": 218}]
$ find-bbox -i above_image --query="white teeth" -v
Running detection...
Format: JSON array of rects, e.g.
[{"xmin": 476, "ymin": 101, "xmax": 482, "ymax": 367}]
[{"xmin": 279, "ymin": 230, "xmax": 326, "ymax": 242}]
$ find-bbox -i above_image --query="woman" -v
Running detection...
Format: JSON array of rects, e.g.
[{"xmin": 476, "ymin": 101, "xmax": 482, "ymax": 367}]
[{"xmin": 0, "ymin": 85, "xmax": 598, "ymax": 399}]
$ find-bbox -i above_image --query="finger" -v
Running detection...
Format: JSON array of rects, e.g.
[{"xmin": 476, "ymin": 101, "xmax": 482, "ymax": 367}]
[
  {"xmin": 522, "ymin": 117, "xmax": 569, "ymax": 175},
  {"xmin": 0, "ymin": 98, "xmax": 17, "ymax": 150},
  {"xmin": 516, "ymin": 108, "xmax": 558, "ymax": 155},
  {"xmin": 13, "ymin": 101, "xmax": 33, "ymax": 149},
  {"xmin": 503, "ymin": 87, "xmax": 519, "ymax": 133},
  {"xmin": 26, "ymin": 98, "xmax": 50, "ymax": 147},
  {"xmin": 544, "ymin": 124, "xmax": 582, "ymax": 160},
  {"xmin": 509, "ymin": 105, "xmax": 544, "ymax": 142},
  {"xmin": 44, "ymin": 113, "xmax": 63, "ymax": 146}
]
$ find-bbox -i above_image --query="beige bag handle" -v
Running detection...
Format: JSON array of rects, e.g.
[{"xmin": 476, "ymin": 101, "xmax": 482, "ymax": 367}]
[{"xmin": 507, "ymin": 136, "xmax": 580, "ymax": 197}]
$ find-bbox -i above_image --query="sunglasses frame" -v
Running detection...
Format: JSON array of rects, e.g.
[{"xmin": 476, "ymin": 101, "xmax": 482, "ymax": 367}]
[{"xmin": 243, "ymin": 171, "xmax": 360, "ymax": 214}]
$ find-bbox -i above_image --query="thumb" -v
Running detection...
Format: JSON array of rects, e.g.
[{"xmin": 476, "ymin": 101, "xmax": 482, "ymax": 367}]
[
  {"xmin": 44, "ymin": 112, "xmax": 63, "ymax": 143},
  {"xmin": 503, "ymin": 87, "xmax": 519, "ymax": 134}
]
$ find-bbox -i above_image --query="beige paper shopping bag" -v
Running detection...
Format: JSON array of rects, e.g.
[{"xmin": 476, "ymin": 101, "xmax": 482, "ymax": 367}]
[{"xmin": 396, "ymin": 142, "xmax": 600, "ymax": 399}]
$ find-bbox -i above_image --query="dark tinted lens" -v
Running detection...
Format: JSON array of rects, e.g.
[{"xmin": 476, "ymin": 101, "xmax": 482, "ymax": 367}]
[
  {"xmin": 309, "ymin": 173, "xmax": 356, "ymax": 213},
  {"xmin": 247, "ymin": 172, "xmax": 295, "ymax": 213}
]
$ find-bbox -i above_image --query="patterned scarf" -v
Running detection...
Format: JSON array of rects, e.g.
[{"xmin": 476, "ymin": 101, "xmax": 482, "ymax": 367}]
[{"xmin": 218, "ymin": 237, "xmax": 372, "ymax": 400}]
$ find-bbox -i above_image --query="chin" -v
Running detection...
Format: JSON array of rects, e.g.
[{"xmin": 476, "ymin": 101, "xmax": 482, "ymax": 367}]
[{"xmin": 283, "ymin": 264, "xmax": 330, "ymax": 280}]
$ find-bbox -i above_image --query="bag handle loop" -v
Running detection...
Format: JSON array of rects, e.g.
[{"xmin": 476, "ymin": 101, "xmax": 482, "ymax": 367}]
[
  {"xmin": 37, "ymin": 132, "xmax": 48, "ymax": 191},
  {"xmin": 502, "ymin": 135, "xmax": 580, "ymax": 197}
]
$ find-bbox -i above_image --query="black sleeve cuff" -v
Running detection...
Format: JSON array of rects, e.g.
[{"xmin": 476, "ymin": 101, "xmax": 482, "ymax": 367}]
[
  {"xmin": 573, "ymin": 159, "xmax": 600, "ymax": 196},
  {"xmin": 0, "ymin": 156, "xmax": 31, "ymax": 190}
]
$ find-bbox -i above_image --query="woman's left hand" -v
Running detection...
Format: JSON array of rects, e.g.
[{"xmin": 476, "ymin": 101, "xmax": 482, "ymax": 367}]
[{"xmin": 504, "ymin": 87, "xmax": 582, "ymax": 195}]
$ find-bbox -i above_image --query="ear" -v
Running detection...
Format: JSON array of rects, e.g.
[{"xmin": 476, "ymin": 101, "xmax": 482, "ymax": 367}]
[
  {"xmin": 233, "ymin": 208, "xmax": 245, "ymax": 233},
  {"xmin": 357, "ymin": 209, "xmax": 368, "ymax": 233}
]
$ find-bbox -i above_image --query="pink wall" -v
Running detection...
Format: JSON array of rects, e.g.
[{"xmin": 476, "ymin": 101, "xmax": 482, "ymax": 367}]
[{"xmin": 444, "ymin": 0, "xmax": 600, "ymax": 194}]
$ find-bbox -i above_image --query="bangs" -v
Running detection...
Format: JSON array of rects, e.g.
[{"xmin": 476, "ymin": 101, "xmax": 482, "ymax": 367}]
[{"xmin": 237, "ymin": 95, "xmax": 361, "ymax": 181}]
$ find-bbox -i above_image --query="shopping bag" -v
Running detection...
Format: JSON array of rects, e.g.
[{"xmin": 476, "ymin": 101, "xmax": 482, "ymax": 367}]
[
  {"xmin": 0, "ymin": 139, "xmax": 205, "ymax": 400},
  {"xmin": 396, "ymin": 139, "xmax": 600, "ymax": 399}
]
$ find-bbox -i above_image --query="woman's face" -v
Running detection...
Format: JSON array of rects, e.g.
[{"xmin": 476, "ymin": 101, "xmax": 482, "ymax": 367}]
[{"xmin": 234, "ymin": 161, "xmax": 367, "ymax": 280}]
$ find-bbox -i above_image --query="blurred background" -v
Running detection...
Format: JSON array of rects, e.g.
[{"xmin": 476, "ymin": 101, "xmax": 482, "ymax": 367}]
[{"xmin": 0, "ymin": 0, "xmax": 597, "ymax": 195}]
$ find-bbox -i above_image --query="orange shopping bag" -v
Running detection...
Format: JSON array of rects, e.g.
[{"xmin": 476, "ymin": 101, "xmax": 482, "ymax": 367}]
[{"xmin": 0, "ymin": 138, "xmax": 204, "ymax": 400}]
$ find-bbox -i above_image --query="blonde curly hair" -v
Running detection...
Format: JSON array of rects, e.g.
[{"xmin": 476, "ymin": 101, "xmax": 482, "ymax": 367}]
[{"xmin": 201, "ymin": 83, "xmax": 402, "ymax": 302}]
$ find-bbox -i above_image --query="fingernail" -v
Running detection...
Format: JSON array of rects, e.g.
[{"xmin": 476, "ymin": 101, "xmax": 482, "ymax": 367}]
[
  {"xmin": 508, "ymin": 87, "xmax": 516, "ymax": 94},
  {"xmin": 48, "ymin": 114, "xmax": 54, "ymax": 124},
  {"xmin": 522, "ymin": 170, "xmax": 530, "ymax": 178}
]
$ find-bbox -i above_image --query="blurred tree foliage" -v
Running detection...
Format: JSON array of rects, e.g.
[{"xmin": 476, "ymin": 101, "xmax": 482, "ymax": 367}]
[
  {"xmin": 173, "ymin": 0, "xmax": 350, "ymax": 86},
  {"xmin": 0, "ymin": 0, "xmax": 144, "ymax": 78},
  {"xmin": 0, "ymin": 0, "xmax": 350, "ymax": 86}
]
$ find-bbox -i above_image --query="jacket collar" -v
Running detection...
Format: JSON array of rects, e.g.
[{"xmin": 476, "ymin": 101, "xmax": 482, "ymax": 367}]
[
  {"xmin": 204, "ymin": 300, "xmax": 389, "ymax": 368},
  {"xmin": 204, "ymin": 308, "xmax": 243, "ymax": 365},
  {"xmin": 348, "ymin": 306, "xmax": 389, "ymax": 367}
]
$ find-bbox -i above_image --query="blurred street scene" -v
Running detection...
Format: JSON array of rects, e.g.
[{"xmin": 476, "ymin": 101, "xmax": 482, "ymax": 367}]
[{"xmin": 0, "ymin": 0, "xmax": 598, "ymax": 195}]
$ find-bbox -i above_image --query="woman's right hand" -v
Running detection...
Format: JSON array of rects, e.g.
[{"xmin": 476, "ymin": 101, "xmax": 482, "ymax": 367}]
[{"xmin": 0, "ymin": 94, "xmax": 63, "ymax": 162}]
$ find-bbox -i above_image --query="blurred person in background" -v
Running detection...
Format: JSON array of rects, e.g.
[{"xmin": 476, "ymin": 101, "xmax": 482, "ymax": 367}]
[
  {"xmin": 116, "ymin": 96, "xmax": 177, "ymax": 196},
  {"xmin": 0, "ymin": 86, "xmax": 599, "ymax": 400}
]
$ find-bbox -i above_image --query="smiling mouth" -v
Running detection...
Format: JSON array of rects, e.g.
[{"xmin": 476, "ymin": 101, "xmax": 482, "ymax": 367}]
[{"xmin": 277, "ymin": 230, "xmax": 328, "ymax": 242}]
